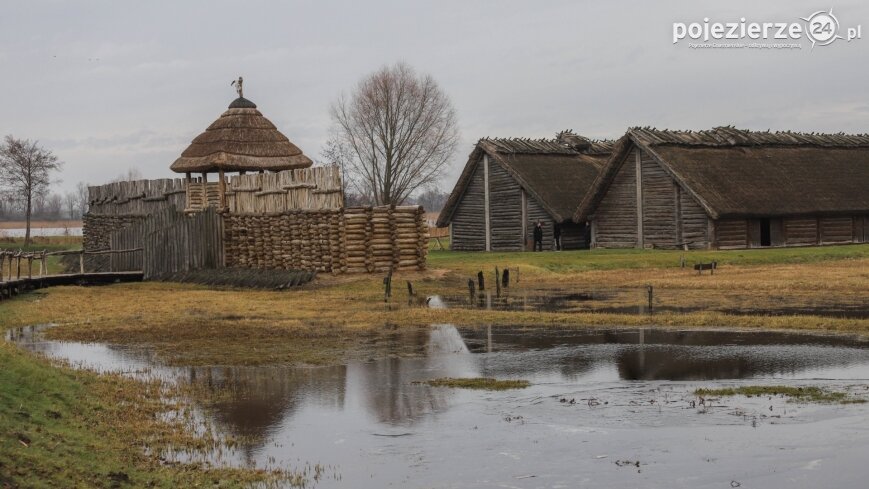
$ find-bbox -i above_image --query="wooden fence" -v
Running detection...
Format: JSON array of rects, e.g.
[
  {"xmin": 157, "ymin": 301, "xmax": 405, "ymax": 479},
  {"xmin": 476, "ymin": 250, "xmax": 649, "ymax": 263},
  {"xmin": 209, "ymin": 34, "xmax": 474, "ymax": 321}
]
[
  {"xmin": 185, "ymin": 166, "xmax": 344, "ymax": 213},
  {"xmin": 109, "ymin": 207, "xmax": 224, "ymax": 279},
  {"xmin": 88, "ymin": 178, "xmax": 187, "ymax": 215}
]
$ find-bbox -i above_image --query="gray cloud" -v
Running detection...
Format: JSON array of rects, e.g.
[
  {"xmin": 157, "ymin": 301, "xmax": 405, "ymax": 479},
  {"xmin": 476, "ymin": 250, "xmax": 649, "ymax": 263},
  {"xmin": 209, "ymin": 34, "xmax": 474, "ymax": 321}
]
[{"xmin": 1, "ymin": 0, "xmax": 867, "ymax": 194}]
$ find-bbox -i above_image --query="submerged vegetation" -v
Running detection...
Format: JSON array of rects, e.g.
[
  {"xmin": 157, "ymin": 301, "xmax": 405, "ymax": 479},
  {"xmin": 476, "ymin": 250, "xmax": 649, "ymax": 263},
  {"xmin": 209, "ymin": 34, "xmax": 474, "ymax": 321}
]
[
  {"xmin": 422, "ymin": 377, "xmax": 531, "ymax": 390},
  {"xmin": 694, "ymin": 385, "xmax": 867, "ymax": 404},
  {"xmin": 0, "ymin": 341, "xmax": 300, "ymax": 488}
]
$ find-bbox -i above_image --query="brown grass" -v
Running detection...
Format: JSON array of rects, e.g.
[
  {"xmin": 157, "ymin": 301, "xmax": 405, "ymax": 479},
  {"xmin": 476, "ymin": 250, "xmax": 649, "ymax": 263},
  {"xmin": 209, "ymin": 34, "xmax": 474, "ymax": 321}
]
[{"xmin": 1, "ymin": 254, "xmax": 867, "ymax": 366}]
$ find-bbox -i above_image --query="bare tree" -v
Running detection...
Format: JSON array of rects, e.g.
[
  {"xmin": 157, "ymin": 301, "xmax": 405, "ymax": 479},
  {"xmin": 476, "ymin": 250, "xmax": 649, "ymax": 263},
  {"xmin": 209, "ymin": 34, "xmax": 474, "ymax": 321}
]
[
  {"xmin": 325, "ymin": 63, "xmax": 459, "ymax": 206},
  {"xmin": 75, "ymin": 181, "xmax": 90, "ymax": 217},
  {"xmin": 112, "ymin": 167, "xmax": 142, "ymax": 183},
  {"xmin": 0, "ymin": 136, "xmax": 62, "ymax": 244},
  {"xmin": 64, "ymin": 192, "xmax": 77, "ymax": 219},
  {"xmin": 44, "ymin": 193, "xmax": 63, "ymax": 219}
]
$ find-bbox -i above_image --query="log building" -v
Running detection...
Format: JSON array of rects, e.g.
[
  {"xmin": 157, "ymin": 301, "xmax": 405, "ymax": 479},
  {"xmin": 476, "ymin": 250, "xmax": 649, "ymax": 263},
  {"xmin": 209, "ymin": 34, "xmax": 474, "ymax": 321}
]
[
  {"xmin": 574, "ymin": 126, "xmax": 869, "ymax": 249},
  {"xmin": 437, "ymin": 132, "xmax": 613, "ymax": 251}
]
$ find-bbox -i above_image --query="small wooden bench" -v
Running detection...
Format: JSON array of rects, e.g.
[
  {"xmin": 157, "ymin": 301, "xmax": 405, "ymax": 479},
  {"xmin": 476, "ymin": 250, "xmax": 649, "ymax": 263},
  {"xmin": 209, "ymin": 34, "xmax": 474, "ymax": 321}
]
[{"xmin": 694, "ymin": 261, "xmax": 717, "ymax": 275}]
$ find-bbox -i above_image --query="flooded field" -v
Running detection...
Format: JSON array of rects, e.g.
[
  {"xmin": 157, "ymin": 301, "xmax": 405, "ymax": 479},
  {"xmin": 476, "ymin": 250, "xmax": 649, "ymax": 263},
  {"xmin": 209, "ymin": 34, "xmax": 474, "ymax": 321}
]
[
  {"xmin": 0, "ymin": 226, "xmax": 82, "ymax": 237},
  {"xmin": 434, "ymin": 289, "xmax": 869, "ymax": 319},
  {"xmin": 7, "ymin": 324, "xmax": 869, "ymax": 488}
]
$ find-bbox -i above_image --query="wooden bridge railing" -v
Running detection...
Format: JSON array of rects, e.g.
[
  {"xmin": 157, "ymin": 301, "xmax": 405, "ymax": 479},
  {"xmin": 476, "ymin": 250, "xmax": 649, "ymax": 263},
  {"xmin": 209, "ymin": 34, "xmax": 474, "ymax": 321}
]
[{"xmin": 0, "ymin": 248, "xmax": 143, "ymax": 283}]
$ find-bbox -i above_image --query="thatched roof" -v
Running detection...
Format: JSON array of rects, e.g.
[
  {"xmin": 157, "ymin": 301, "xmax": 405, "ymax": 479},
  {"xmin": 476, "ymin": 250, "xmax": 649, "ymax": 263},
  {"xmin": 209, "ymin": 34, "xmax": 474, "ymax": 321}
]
[
  {"xmin": 575, "ymin": 126, "xmax": 869, "ymax": 221},
  {"xmin": 170, "ymin": 97, "xmax": 313, "ymax": 174},
  {"xmin": 437, "ymin": 132, "xmax": 613, "ymax": 227}
]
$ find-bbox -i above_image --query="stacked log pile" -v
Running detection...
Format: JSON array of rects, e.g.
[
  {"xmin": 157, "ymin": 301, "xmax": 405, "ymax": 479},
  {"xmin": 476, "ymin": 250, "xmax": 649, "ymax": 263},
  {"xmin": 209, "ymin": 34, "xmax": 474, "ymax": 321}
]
[{"xmin": 224, "ymin": 205, "xmax": 427, "ymax": 274}]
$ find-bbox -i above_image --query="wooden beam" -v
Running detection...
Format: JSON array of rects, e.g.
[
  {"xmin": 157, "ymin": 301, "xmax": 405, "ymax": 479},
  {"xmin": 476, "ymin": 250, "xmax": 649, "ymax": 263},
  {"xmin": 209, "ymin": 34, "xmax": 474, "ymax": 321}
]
[
  {"xmin": 635, "ymin": 150, "xmax": 644, "ymax": 248},
  {"xmin": 218, "ymin": 169, "xmax": 226, "ymax": 210},
  {"xmin": 483, "ymin": 154, "xmax": 491, "ymax": 252},
  {"xmin": 520, "ymin": 188, "xmax": 527, "ymax": 250},
  {"xmin": 202, "ymin": 172, "xmax": 208, "ymax": 209}
]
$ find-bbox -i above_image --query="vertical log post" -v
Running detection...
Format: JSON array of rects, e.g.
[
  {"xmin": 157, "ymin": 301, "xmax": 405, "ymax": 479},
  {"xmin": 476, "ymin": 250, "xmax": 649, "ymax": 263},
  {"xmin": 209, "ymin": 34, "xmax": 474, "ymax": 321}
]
[
  {"xmin": 477, "ymin": 271, "xmax": 484, "ymax": 291},
  {"xmin": 502, "ymin": 268, "xmax": 509, "ymax": 288},
  {"xmin": 494, "ymin": 267, "xmax": 501, "ymax": 298},
  {"xmin": 79, "ymin": 251, "xmax": 85, "ymax": 274},
  {"xmin": 467, "ymin": 279, "xmax": 475, "ymax": 298},
  {"xmin": 202, "ymin": 172, "xmax": 209, "ymax": 209},
  {"xmin": 646, "ymin": 285, "xmax": 654, "ymax": 314},
  {"xmin": 218, "ymin": 169, "xmax": 226, "ymax": 211}
]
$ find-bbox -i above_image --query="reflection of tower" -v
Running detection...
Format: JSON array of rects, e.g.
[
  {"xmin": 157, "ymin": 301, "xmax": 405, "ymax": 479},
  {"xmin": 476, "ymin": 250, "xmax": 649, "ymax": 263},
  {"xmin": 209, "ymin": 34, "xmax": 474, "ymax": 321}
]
[
  {"xmin": 638, "ymin": 328, "xmax": 645, "ymax": 374},
  {"xmin": 351, "ymin": 324, "xmax": 477, "ymax": 425},
  {"xmin": 186, "ymin": 364, "xmax": 347, "ymax": 461}
]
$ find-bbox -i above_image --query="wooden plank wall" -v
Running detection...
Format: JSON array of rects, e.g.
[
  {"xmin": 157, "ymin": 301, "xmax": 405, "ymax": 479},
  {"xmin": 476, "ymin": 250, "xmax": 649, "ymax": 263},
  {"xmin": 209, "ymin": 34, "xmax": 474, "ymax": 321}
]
[
  {"xmin": 450, "ymin": 161, "xmax": 486, "ymax": 251},
  {"xmin": 679, "ymin": 192, "xmax": 709, "ymax": 249},
  {"xmin": 487, "ymin": 159, "xmax": 523, "ymax": 251},
  {"xmin": 640, "ymin": 152, "xmax": 677, "ymax": 248},
  {"xmin": 525, "ymin": 195, "xmax": 554, "ymax": 250},
  {"xmin": 560, "ymin": 222, "xmax": 590, "ymax": 250},
  {"xmin": 784, "ymin": 217, "xmax": 818, "ymax": 246},
  {"xmin": 108, "ymin": 207, "xmax": 224, "ymax": 279},
  {"xmin": 593, "ymin": 149, "xmax": 638, "ymax": 248},
  {"xmin": 716, "ymin": 219, "xmax": 748, "ymax": 249},
  {"xmin": 820, "ymin": 217, "xmax": 854, "ymax": 244}
]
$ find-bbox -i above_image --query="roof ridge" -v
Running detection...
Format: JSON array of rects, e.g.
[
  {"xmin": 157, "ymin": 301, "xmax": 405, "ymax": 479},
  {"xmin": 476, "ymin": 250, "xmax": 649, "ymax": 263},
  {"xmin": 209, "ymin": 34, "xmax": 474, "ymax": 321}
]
[{"xmin": 628, "ymin": 126, "xmax": 869, "ymax": 148}]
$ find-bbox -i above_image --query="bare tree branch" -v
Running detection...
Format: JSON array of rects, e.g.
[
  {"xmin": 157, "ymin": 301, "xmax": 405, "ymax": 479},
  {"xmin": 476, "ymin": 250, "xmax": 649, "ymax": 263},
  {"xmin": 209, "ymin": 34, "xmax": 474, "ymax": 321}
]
[{"xmin": 322, "ymin": 63, "xmax": 458, "ymax": 206}]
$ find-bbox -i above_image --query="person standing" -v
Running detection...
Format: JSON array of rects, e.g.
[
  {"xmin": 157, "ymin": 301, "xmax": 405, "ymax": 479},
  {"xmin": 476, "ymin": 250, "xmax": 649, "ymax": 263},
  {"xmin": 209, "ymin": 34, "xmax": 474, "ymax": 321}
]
[
  {"xmin": 533, "ymin": 220, "xmax": 544, "ymax": 252},
  {"xmin": 553, "ymin": 222, "xmax": 562, "ymax": 252}
]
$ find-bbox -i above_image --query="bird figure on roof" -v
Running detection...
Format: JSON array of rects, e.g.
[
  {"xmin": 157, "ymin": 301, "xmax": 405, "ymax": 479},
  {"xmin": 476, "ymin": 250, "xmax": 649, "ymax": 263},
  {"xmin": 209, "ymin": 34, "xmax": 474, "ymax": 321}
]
[{"xmin": 231, "ymin": 76, "xmax": 244, "ymax": 98}]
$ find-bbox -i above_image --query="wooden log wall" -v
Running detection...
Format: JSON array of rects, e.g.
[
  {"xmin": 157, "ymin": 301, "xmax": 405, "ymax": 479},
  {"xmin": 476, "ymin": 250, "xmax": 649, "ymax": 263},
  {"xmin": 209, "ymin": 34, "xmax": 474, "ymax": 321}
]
[
  {"xmin": 640, "ymin": 152, "xmax": 678, "ymax": 248},
  {"xmin": 184, "ymin": 166, "xmax": 344, "ymax": 213},
  {"xmin": 820, "ymin": 217, "xmax": 854, "ymax": 244},
  {"xmin": 450, "ymin": 161, "xmax": 486, "ymax": 251},
  {"xmin": 525, "ymin": 194, "xmax": 554, "ymax": 250},
  {"xmin": 715, "ymin": 218, "xmax": 748, "ymax": 249},
  {"xmin": 679, "ymin": 190, "xmax": 709, "ymax": 249},
  {"xmin": 783, "ymin": 217, "xmax": 818, "ymax": 246},
  {"xmin": 560, "ymin": 222, "xmax": 590, "ymax": 250},
  {"xmin": 487, "ymin": 159, "xmax": 523, "ymax": 251},
  {"xmin": 225, "ymin": 206, "xmax": 427, "ymax": 274},
  {"xmin": 593, "ymin": 149, "xmax": 638, "ymax": 248},
  {"xmin": 88, "ymin": 179, "xmax": 186, "ymax": 216}
]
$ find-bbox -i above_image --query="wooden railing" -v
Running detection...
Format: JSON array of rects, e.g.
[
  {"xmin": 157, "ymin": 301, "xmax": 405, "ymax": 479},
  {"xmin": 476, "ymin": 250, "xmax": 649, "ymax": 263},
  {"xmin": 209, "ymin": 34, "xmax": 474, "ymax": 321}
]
[{"xmin": 0, "ymin": 248, "xmax": 143, "ymax": 282}]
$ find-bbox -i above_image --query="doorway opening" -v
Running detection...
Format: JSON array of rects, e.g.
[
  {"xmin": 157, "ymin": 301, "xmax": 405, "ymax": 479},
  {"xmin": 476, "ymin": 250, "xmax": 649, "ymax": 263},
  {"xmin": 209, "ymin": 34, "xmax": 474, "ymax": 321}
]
[{"xmin": 760, "ymin": 218, "xmax": 771, "ymax": 247}]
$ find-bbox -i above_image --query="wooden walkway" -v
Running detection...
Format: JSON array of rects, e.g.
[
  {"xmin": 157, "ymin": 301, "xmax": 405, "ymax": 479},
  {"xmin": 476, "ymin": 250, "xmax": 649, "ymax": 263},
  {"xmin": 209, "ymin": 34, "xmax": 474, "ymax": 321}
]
[
  {"xmin": 0, "ymin": 272, "xmax": 144, "ymax": 300},
  {"xmin": 0, "ymin": 248, "xmax": 144, "ymax": 301}
]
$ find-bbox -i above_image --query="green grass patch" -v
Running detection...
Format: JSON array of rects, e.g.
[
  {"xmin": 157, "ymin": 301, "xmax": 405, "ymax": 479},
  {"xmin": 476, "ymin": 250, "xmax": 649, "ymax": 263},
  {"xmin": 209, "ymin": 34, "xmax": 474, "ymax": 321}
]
[
  {"xmin": 0, "ymin": 341, "xmax": 298, "ymax": 487},
  {"xmin": 694, "ymin": 385, "xmax": 866, "ymax": 404},
  {"xmin": 427, "ymin": 243, "xmax": 869, "ymax": 274},
  {"xmin": 421, "ymin": 377, "xmax": 531, "ymax": 390}
]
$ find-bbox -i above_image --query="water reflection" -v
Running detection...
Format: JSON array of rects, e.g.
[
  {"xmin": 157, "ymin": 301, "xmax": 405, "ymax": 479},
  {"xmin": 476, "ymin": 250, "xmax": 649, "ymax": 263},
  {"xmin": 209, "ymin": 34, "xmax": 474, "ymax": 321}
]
[{"xmin": 7, "ymin": 324, "xmax": 869, "ymax": 481}]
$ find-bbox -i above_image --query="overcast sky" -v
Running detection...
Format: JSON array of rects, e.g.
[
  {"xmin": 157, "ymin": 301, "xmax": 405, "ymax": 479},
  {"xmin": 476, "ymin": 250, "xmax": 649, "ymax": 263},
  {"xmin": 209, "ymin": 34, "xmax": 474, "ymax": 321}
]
[{"xmin": 2, "ymin": 0, "xmax": 868, "ymax": 194}]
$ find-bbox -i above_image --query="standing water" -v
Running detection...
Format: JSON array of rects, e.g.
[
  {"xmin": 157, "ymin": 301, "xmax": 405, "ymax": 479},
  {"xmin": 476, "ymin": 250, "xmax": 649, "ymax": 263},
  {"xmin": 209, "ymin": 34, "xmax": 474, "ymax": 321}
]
[{"xmin": 7, "ymin": 325, "xmax": 869, "ymax": 488}]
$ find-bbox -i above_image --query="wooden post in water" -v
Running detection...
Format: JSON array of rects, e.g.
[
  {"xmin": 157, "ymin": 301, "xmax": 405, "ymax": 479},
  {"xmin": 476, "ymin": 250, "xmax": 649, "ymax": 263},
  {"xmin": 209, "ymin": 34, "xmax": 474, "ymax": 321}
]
[
  {"xmin": 646, "ymin": 285, "xmax": 654, "ymax": 314},
  {"xmin": 502, "ymin": 268, "xmax": 509, "ymax": 288},
  {"xmin": 406, "ymin": 280, "xmax": 414, "ymax": 297},
  {"xmin": 383, "ymin": 268, "xmax": 393, "ymax": 302},
  {"xmin": 494, "ymin": 267, "xmax": 501, "ymax": 298},
  {"xmin": 468, "ymin": 279, "xmax": 475, "ymax": 298},
  {"xmin": 477, "ymin": 271, "xmax": 484, "ymax": 291}
]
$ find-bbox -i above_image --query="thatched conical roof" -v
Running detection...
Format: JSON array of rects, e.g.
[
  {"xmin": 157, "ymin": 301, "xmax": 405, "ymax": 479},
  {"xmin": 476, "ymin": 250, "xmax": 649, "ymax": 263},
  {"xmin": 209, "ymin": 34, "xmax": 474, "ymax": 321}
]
[{"xmin": 170, "ymin": 97, "xmax": 313, "ymax": 173}]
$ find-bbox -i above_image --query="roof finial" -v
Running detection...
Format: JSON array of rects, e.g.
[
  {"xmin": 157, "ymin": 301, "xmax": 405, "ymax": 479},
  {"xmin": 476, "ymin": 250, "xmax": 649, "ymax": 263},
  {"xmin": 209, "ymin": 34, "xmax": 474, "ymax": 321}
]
[{"xmin": 231, "ymin": 76, "xmax": 244, "ymax": 98}]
